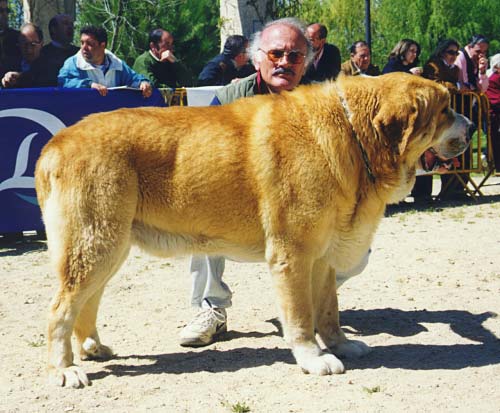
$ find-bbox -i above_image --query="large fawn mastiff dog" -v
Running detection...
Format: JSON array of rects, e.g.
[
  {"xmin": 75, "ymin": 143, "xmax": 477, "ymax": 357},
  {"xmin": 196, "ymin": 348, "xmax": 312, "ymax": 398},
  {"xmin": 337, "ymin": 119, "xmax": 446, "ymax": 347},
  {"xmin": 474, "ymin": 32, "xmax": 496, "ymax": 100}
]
[{"xmin": 35, "ymin": 73, "xmax": 470, "ymax": 387}]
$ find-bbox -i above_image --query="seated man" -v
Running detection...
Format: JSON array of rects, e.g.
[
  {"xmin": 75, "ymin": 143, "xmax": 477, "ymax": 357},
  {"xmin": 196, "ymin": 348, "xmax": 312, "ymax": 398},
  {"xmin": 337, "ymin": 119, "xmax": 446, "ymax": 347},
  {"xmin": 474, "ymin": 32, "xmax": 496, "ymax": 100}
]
[
  {"xmin": 304, "ymin": 23, "xmax": 341, "ymax": 82},
  {"xmin": 1, "ymin": 22, "xmax": 43, "ymax": 88},
  {"xmin": 197, "ymin": 34, "xmax": 253, "ymax": 86},
  {"xmin": 58, "ymin": 25, "xmax": 152, "ymax": 97},
  {"xmin": 133, "ymin": 28, "xmax": 190, "ymax": 88},
  {"xmin": 341, "ymin": 40, "xmax": 380, "ymax": 76},
  {"xmin": 30, "ymin": 14, "xmax": 79, "ymax": 87}
]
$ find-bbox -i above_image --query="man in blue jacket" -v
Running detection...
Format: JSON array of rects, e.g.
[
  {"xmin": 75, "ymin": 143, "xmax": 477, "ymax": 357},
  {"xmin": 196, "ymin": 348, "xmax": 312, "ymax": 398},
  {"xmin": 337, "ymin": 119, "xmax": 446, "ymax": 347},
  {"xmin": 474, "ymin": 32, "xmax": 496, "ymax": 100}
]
[{"xmin": 58, "ymin": 25, "xmax": 152, "ymax": 97}]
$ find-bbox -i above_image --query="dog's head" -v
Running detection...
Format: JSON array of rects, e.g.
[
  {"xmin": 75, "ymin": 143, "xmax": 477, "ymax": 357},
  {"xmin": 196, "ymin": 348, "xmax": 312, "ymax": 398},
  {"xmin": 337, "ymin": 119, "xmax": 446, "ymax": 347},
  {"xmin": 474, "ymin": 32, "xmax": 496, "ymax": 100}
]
[
  {"xmin": 369, "ymin": 74, "xmax": 471, "ymax": 163},
  {"xmin": 339, "ymin": 73, "xmax": 471, "ymax": 202}
]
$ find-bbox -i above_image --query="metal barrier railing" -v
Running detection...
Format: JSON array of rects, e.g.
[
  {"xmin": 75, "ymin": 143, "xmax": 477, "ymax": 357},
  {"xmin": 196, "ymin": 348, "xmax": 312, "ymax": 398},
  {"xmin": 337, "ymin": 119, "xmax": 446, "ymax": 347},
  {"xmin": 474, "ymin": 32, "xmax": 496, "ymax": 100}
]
[
  {"xmin": 440, "ymin": 90, "xmax": 494, "ymax": 198},
  {"xmin": 158, "ymin": 88, "xmax": 187, "ymax": 106}
]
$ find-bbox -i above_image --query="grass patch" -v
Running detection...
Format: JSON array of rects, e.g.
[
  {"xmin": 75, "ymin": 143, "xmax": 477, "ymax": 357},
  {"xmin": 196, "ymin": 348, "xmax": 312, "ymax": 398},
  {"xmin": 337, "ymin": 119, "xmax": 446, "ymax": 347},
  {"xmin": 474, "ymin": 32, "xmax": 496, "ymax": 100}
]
[{"xmin": 27, "ymin": 334, "xmax": 46, "ymax": 347}]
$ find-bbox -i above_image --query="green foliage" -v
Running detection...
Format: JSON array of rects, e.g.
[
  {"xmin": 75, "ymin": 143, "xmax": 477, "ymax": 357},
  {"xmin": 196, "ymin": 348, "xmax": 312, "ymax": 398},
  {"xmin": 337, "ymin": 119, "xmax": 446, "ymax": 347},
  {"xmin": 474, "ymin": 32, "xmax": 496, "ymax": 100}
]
[
  {"xmin": 285, "ymin": 0, "xmax": 500, "ymax": 67},
  {"xmin": 76, "ymin": 0, "xmax": 220, "ymax": 85}
]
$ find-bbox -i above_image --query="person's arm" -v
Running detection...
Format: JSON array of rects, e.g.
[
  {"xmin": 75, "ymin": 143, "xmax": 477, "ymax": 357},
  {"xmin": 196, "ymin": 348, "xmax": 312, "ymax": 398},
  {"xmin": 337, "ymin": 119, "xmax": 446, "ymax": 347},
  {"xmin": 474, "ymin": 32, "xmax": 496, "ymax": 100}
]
[
  {"xmin": 198, "ymin": 60, "xmax": 222, "ymax": 86},
  {"xmin": 455, "ymin": 52, "xmax": 469, "ymax": 89},
  {"xmin": 57, "ymin": 59, "xmax": 93, "ymax": 88},
  {"xmin": 133, "ymin": 54, "xmax": 160, "ymax": 88},
  {"xmin": 119, "ymin": 60, "xmax": 150, "ymax": 88}
]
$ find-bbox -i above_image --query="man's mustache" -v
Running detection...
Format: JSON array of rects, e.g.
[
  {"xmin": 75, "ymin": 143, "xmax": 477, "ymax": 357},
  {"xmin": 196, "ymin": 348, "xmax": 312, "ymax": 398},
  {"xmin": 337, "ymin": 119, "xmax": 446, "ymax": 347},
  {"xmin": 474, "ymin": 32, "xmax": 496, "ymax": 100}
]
[{"xmin": 272, "ymin": 67, "xmax": 295, "ymax": 76}]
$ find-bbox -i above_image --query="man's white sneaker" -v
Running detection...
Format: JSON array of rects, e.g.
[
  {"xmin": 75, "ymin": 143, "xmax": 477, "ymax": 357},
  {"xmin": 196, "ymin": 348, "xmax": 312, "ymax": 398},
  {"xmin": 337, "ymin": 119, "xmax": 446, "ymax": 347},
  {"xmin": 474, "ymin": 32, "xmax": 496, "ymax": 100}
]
[{"xmin": 180, "ymin": 307, "xmax": 227, "ymax": 347}]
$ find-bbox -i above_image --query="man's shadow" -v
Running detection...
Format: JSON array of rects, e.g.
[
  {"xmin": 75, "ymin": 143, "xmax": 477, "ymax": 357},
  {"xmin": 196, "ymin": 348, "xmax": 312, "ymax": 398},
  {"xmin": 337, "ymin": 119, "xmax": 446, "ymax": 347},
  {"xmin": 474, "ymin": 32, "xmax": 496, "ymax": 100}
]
[{"xmin": 88, "ymin": 307, "xmax": 498, "ymax": 382}]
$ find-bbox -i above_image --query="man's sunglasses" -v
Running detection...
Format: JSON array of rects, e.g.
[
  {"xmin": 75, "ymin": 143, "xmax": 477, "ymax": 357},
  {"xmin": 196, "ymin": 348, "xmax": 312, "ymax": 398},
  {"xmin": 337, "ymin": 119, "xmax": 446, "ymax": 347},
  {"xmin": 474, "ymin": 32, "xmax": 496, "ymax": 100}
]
[
  {"xmin": 259, "ymin": 48, "xmax": 305, "ymax": 64},
  {"xmin": 445, "ymin": 50, "xmax": 459, "ymax": 56}
]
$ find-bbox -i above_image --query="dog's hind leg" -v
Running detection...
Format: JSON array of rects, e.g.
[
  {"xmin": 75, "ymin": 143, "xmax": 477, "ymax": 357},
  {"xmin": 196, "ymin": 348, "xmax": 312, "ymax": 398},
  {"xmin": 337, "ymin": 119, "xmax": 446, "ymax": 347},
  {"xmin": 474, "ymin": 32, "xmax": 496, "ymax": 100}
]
[
  {"xmin": 42, "ymin": 164, "xmax": 137, "ymax": 388},
  {"xmin": 73, "ymin": 245, "xmax": 130, "ymax": 362},
  {"xmin": 312, "ymin": 258, "xmax": 370, "ymax": 359}
]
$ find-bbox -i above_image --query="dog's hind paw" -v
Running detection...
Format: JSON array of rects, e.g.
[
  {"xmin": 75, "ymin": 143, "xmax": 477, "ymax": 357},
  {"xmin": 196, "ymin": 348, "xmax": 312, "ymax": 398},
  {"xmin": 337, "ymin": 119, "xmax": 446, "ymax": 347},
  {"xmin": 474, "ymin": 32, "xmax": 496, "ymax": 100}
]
[
  {"xmin": 330, "ymin": 339, "xmax": 371, "ymax": 359},
  {"xmin": 48, "ymin": 366, "xmax": 90, "ymax": 388},
  {"xmin": 80, "ymin": 337, "xmax": 114, "ymax": 361}
]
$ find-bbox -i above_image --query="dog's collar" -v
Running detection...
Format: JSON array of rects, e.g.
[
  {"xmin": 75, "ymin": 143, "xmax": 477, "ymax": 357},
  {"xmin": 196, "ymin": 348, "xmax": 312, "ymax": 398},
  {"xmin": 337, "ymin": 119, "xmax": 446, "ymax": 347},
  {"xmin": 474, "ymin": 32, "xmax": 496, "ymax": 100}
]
[{"xmin": 335, "ymin": 85, "xmax": 376, "ymax": 184}]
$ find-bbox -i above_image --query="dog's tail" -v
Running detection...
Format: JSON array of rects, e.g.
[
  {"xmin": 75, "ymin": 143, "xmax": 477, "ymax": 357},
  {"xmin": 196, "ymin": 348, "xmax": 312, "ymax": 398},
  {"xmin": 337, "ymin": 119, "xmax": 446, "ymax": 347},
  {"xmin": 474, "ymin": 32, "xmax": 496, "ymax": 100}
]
[{"xmin": 34, "ymin": 141, "xmax": 58, "ymax": 213}]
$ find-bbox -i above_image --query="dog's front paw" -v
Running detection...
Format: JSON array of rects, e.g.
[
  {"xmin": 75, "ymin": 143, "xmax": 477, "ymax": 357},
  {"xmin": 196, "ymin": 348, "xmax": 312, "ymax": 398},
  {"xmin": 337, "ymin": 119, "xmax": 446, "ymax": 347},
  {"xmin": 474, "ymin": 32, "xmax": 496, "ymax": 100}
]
[
  {"xmin": 48, "ymin": 365, "xmax": 90, "ymax": 388},
  {"xmin": 330, "ymin": 339, "xmax": 371, "ymax": 359},
  {"xmin": 79, "ymin": 337, "xmax": 114, "ymax": 361},
  {"xmin": 294, "ymin": 344, "xmax": 345, "ymax": 375}
]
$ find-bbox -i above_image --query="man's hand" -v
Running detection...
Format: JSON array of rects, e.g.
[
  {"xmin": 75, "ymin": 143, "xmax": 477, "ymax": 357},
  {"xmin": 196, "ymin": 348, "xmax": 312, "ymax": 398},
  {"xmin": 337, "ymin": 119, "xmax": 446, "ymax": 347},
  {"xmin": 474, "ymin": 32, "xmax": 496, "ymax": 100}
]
[
  {"xmin": 1, "ymin": 71, "xmax": 21, "ymax": 88},
  {"xmin": 478, "ymin": 54, "xmax": 488, "ymax": 75},
  {"xmin": 91, "ymin": 82, "xmax": 108, "ymax": 96},
  {"xmin": 159, "ymin": 50, "xmax": 176, "ymax": 63},
  {"xmin": 140, "ymin": 81, "xmax": 152, "ymax": 98}
]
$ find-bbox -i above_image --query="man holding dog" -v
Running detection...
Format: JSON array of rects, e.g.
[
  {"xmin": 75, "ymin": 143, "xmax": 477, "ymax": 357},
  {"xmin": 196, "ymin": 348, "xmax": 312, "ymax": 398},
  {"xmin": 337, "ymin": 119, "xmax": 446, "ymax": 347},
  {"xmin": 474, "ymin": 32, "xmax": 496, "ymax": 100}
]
[{"xmin": 179, "ymin": 17, "xmax": 314, "ymax": 347}]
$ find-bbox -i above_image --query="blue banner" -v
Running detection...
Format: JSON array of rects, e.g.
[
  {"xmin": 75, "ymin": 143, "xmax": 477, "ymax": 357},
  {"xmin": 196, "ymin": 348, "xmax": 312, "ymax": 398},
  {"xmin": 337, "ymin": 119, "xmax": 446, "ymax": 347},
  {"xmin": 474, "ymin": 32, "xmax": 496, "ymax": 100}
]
[{"xmin": 0, "ymin": 87, "xmax": 166, "ymax": 233}]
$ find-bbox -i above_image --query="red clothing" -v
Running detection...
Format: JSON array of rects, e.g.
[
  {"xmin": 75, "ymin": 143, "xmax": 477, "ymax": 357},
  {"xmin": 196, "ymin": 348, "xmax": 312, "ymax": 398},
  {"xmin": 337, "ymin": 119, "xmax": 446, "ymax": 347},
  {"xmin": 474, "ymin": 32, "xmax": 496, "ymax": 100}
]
[{"xmin": 486, "ymin": 72, "xmax": 500, "ymax": 113}]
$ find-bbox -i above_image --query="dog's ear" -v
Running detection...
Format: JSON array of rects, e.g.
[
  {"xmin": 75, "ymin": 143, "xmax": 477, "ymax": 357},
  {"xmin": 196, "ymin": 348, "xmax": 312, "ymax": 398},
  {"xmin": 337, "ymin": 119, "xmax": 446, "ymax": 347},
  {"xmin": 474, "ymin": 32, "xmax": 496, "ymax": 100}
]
[{"xmin": 373, "ymin": 106, "xmax": 417, "ymax": 156}]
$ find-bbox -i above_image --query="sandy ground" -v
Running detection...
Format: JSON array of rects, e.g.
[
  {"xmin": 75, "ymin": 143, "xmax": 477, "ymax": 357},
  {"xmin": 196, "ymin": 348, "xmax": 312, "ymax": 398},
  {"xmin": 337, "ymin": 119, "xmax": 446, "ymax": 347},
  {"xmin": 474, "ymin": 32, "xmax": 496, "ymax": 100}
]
[{"xmin": 1, "ymin": 177, "xmax": 499, "ymax": 413}]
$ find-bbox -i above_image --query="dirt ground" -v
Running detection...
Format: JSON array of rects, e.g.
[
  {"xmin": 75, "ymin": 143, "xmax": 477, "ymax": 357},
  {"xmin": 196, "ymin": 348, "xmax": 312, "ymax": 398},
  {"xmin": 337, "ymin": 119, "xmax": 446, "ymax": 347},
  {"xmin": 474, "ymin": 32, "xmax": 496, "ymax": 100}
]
[{"xmin": 1, "ymin": 177, "xmax": 499, "ymax": 413}]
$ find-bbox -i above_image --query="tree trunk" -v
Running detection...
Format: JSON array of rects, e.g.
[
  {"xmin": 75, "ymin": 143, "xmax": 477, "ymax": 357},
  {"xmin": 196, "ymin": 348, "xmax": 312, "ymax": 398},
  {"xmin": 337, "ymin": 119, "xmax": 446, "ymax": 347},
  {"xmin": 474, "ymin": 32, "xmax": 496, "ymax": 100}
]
[
  {"xmin": 22, "ymin": 0, "xmax": 76, "ymax": 45},
  {"xmin": 219, "ymin": 0, "xmax": 272, "ymax": 51}
]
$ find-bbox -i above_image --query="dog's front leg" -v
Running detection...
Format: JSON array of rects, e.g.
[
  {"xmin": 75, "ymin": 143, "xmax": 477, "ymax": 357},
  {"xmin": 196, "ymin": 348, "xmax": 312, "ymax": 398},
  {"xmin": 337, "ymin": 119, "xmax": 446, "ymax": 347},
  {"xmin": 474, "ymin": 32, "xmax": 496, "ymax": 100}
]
[
  {"xmin": 312, "ymin": 258, "xmax": 371, "ymax": 359},
  {"xmin": 267, "ymin": 243, "xmax": 344, "ymax": 375}
]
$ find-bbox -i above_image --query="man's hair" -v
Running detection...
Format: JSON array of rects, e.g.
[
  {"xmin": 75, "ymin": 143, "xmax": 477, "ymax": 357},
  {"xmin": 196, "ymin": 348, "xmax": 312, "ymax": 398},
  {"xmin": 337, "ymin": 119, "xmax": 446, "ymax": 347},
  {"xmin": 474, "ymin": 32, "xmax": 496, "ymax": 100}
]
[
  {"xmin": 249, "ymin": 17, "xmax": 313, "ymax": 66},
  {"xmin": 80, "ymin": 25, "xmax": 107, "ymax": 44},
  {"xmin": 223, "ymin": 34, "xmax": 247, "ymax": 58},
  {"xmin": 469, "ymin": 34, "xmax": 489, "ymax": 47},
  {"xmin": 48, "ymin": 14, "xmax": 71, "ymax": 37},
  {"xmin": 388, "ymin": 38, "xmax": 420, "ymax": 64},
  {"xmin": 308, "ymin": 23, "xmax": 327, "ymax": 39},
  {"xmin": 349, "ymin": 40, "xmax": 369, "ymax": 55},
  {"xmin": 20, "ymin": 22, "xmax": 43, "ymax": 43},
  {"xmin": 149, "ymin": 28, "xmax": 166, "ymax": 48}
]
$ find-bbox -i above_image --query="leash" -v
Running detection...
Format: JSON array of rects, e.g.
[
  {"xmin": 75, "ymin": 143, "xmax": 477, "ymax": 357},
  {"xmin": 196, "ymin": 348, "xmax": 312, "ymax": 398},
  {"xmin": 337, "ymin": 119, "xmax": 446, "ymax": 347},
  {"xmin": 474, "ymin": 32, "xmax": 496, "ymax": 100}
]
[{"xmin": 335, "ymin": 86, "xmax": 376, "ymax": 184}]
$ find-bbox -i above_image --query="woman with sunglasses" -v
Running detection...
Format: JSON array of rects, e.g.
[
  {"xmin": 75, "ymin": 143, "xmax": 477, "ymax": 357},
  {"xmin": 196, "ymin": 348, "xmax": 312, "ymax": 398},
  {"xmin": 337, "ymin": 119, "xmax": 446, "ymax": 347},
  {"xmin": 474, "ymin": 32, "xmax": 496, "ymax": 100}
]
[
  {"xmin": 410, "ymin": 39, "xmax": 461, "ymax": 202},
  {"xmin": 422, "ymin": 39, "xmax": 461, "ymax": 90}
]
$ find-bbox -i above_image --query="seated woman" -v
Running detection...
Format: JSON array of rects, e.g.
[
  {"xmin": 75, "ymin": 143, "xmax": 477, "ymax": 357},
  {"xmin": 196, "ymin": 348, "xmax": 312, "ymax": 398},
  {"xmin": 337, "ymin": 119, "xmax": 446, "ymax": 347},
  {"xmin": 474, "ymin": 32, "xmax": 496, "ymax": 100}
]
[
  {"xmin": 412, "ymin": 39, "xmax": 461, "ymax": 201},
  {"xmin": 485, "ymin": 54, "xmax": 500, "ymax": 173},
  {"xmin": 382, "ymin": 39, "xmax": 422, "ymax": 75}
]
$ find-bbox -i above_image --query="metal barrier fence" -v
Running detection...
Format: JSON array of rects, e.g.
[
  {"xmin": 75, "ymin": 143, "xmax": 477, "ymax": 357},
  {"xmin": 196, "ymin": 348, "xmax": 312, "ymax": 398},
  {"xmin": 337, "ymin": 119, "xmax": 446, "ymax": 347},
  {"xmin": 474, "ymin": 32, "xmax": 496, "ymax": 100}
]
[{"xmin": 443, "ymin": 90, "xmax": 494, "ymax": 199}]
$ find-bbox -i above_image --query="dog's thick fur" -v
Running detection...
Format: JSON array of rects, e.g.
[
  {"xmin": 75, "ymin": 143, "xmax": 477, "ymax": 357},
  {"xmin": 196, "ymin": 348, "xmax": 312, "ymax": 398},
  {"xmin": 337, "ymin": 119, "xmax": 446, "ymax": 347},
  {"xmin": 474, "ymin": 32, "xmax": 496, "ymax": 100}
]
[{"xmin": 35, "ymin": 73, "xmax": 470, "ymax": 387}]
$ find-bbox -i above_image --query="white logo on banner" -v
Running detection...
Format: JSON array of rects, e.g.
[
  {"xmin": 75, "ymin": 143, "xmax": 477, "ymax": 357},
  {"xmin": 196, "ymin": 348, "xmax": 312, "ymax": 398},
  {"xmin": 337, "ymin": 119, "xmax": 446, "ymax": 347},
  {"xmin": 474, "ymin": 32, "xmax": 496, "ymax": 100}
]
[{"xmin": 0, "ymin": 109, "xmax": 66, "ymax": 196}]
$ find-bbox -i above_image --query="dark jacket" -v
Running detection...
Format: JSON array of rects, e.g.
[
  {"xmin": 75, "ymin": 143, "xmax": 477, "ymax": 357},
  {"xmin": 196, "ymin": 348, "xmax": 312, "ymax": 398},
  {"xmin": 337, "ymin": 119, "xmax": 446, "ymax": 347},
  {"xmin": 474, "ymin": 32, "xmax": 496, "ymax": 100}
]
[
  {"xmin": 29, "ymin": 43, "xmax": 79, "ymax": 87},
  {"xmin": 305, "ymin": 43, "xmax": 341, "ymax": 82},
  {"xmin": 0, "ymin": 28, "xmax": 21, "ymax": 77},
  {"xmin": 423, "ymin": 57, "xmax": 459, "ymax": 91},
  {"xmin": 133, "ymin": 50, "xmax": 188, "ymax": 88},
  {"xmin": 382, "ymin": 58, "xmax": 413, "ymax": 74},
  {"xmin": 198, "ymin": 54, "xmax": 239, "ymax": 86}
]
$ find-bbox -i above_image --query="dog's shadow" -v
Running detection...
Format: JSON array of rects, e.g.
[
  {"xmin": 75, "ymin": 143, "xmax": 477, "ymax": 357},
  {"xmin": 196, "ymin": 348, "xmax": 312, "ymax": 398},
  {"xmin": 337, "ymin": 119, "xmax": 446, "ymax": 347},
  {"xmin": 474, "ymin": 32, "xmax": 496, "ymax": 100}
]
[
  {"xmin": 340, "ymin": 308, "xmax": 499, "ymax": 370},
  {"xmin": 89, "ymin": 308, "xmax": 499, "ymax": 382}
]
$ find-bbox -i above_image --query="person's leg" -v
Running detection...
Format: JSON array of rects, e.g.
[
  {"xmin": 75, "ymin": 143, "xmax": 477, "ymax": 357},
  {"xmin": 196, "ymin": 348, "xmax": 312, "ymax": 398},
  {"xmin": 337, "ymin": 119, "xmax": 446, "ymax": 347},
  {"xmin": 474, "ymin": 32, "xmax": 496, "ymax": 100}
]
[
  {"xmin": 180, "ymin": 255, "xmax": 231, "ymax": 347},
  {"xmin": 189, "ymin": 255, "xmax": 232, "ymax": 308}
]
